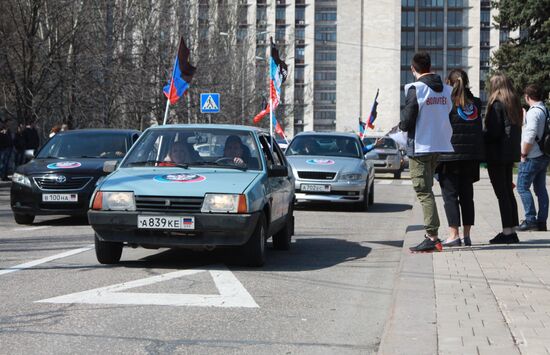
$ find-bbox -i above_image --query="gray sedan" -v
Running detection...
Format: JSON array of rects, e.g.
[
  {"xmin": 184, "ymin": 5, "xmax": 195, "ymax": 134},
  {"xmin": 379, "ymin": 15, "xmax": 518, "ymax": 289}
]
[{"xmin": 285, "ymin": 132, "xmax": 375, "ymax": 211}]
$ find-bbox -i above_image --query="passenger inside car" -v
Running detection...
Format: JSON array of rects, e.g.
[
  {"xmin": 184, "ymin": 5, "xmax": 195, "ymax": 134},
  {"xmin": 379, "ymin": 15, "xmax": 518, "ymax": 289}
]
[
  {"xmin": 294, "ymin": 137, "xmax": 320, "ymax": 155},
  {"xmin": 165, "ymin": 140, "xmax": 202, "ymax": 164},
  {"xmin": 223, "ymin": 135, "xmax": 251, "ymax": 167}
]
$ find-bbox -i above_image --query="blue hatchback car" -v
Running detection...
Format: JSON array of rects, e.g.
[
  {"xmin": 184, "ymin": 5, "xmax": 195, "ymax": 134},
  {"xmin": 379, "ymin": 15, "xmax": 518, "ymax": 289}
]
[{"xmin": 88, "ymin": 124, "xmax": 295, "ymax": 266}]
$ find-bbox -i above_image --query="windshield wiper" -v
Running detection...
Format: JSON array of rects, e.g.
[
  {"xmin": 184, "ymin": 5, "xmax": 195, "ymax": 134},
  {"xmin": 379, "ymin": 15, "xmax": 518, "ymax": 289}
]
[
  {"xmin": 188, "ymin": 161, "xmax": 247, "ymax": 171},
  {"xmin": 80, "ymin": 155, "xmax": 101, "ymax": 158},
  {"xmin": 126, "ymin": 160, "xmax": 188, "ymax": 169}
]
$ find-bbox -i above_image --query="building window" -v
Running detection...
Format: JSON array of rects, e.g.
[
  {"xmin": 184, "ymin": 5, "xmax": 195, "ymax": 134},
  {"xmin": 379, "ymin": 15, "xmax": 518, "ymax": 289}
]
[
  {"xmin": 276, "ymin": 7, "xmax": 286, "ymax": 22},
  {"xmin": 296, "ymin": 27, "xmax": 305, "ymax": 40},
  {"xmin": 480, "ymin": 29, "xmax": 490, "ymax": 46},
  {"xmin": 402, "ymin": 0, "xmax": 415, "ymax": 7},
  {"xmin": 419, "ymin": 0, "xmax": 444, "ymax": 8},
  {"xmin": 295, "ymin": 47, "xmax": 305, "ymax": 62},
  {"xmin": 419, "ymin": 11, "xmax": 443, "ymax": 28},
  {"xmin": 314, "ymin": 71, "xmax": 336, "ymax": 80},
  {"xmin": 314, "ymin": 92, "xmax": 336, "ymax": 102},
  {"xmin": 401, "ymin": 31, "xmax": 415, "ymax": 47},
  {"xmin": 448, "ymin": 0, "xmax": 464, "ymax": 7},
  {"xmin": 402, "ymin": 11, "xmax": 415, "ymax": 28},
  {"xmin": 447, "ymin": 31, "xmax": 463, "ymax": 47},
  {"xmin": 295, "ymin": 67, "xmax": 304, "ymax": 82},
  {"xmin": 296, "ymin": 7, "xmax": 305, "ymax": 21},
  {"xmin": 315, "ymin": 8, "xmax": 337, "ymax": 22},
  {"xmin": 447, "ymin": 50, "xmax": 462, "ymax": 67},
  {"xmin": 315, "ymin": 51, "xmax": 337, "ymax": 62},
  {"xmin": 418, "ymin": 31, "xmax": 443, "ymax": 47},
  {"xmin": 447, "ymin": 11, "xmax": 463, "ymax": 28},
  {"xmin": 276, "ymin": 27, "xmax": 285, "ymax": 42}
]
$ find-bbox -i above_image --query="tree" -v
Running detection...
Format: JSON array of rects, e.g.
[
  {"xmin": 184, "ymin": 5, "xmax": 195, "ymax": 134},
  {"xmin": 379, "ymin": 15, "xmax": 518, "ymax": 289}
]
[{"xmin": 491, "ymin": 0, "xmax": 550, "ymax": 96}]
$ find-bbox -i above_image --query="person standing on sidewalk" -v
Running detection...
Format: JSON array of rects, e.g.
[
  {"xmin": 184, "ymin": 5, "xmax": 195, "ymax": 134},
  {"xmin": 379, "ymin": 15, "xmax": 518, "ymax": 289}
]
[
  {"xmin": 0, "ymin": 123, "xmax": 14, "ymax": 181},
  {"xmin": 400, "ymin": 52, "xmax": 454, "ymax": 252},
  {"xmin": 438, "ymin": 69, "xmax": 484, "ymax": 247},
  {"xmin": 484, "ymin": 73, "xmax": 522, "ymax": 244},
  {"xmin": 516, "ymin": 84, "xmax": 550, "ymax": 232}
]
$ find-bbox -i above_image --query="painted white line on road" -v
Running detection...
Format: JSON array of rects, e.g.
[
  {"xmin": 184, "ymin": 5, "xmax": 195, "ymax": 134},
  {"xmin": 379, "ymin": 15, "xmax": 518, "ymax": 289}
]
[
  {"xmin": 0, "ymin": 246, "xmax": 93, "ymax": 276},
  {"xmin": 376, "ymin": 180, "xmax": 393, "ymax": 185},
  {"xmin": 400, "ymin": 180, "xmax": 412, "ymax": 185},
  {"xmin": 12, "ymin": 226, "xmax": 49, "ymax": 232},
  {"xmin": 37, "ymin": 264, "xmax": 259, "ymax": 308}
]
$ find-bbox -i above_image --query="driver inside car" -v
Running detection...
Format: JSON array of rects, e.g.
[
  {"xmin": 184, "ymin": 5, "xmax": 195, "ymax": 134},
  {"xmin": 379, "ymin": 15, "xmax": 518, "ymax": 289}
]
[{"xmin": 223, "ymin": 135, "xmax": 250, "ymax": 167}]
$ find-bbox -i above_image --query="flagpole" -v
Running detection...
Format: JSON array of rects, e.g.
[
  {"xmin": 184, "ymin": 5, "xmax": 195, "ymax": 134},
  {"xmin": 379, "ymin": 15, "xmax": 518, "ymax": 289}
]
[
  {"xmin": 163, "ymin": 99, "xmax": 171, "ymax": 125},
  {"xmin": 269, "ymin": 38, "xmax": 274, "ymax": 153},
  {"xmin": 163, "ymin": 42, "xmax": 180, "ymax": 125}
]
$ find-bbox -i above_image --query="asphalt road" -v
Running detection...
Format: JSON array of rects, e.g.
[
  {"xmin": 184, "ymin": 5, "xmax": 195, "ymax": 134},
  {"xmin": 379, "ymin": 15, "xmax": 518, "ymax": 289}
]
[{"xmin": 0, "ymin": 176, "xmax": 414, "ymax": 354}]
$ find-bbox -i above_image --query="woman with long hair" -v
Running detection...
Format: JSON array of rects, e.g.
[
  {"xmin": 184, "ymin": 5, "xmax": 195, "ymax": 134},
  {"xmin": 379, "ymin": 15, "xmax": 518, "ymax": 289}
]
[
  {"xmin": 484, "ymin": 72, "xmax": 522, "ymax": 244},
  {"xmin": 438, "ymin": 69, "xmax": 484, "ymax": 247}
]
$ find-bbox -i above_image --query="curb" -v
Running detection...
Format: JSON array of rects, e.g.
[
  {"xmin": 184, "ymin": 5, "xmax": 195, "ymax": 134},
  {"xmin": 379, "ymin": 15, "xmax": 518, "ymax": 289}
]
[{"xmin": 377, "ymin": 198, "xmax": 438, "ymax": 354}]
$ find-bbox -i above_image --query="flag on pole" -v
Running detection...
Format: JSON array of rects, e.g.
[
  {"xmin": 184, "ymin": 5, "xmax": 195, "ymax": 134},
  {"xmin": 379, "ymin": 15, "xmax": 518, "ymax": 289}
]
[
  {"xmin": 358, "ymin": 118, "xmax": 367, "ymax": 139},
  {"xmin": 163, "ymin": 37, "xmax": 196, "ymax": 105},
  {"xmin": 253, "ymin": 41, "xmax": 288, "ymax": 123},
  {"xmin": 272, "ymin": 114, "xmax": 286, "ymax": 138},
  {"xmin": 367, "ymin": 89, "xmax": 379, "ymax": 129}
]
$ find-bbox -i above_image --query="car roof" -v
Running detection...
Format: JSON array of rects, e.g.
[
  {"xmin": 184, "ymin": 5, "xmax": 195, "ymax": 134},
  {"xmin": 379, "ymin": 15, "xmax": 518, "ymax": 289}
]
[
  {"xmin": 55, "ymin": 128, "xmax": 140, "ymax": 135},
  {"xmin": 147, "ymin": 124, "xmax": 267, "ymax": 134},
  {"xmin": 294, "ymin": 131, "xmax": 360, "ymax": 139}
]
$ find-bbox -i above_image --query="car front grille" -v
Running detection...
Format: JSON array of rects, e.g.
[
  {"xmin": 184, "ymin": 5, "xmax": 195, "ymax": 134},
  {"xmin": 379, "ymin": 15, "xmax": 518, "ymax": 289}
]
[
  {"xmin": 297, "ymin": 171, "xmax": 336, "ymax": 180},
  {"xmin": 135, "ymin": 196, "xmax": 204, "ymax": 213},
  {"xmin": 33, "ymin": 176, "xmax": 93, "ymax": 190},
  {"xmin": 377, "ymin": 153, "xmax": 389, "ymax": 160}
]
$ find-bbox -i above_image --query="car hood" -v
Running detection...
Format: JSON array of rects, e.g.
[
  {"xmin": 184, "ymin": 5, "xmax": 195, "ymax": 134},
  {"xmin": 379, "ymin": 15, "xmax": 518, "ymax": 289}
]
[
  {"xmin": 17, "ymin": 158, "xmax": 116, "ymax": 176},
  {"xmin": 286, "ymin": 155, "xmax": 365, "ymax": 173},
  {"xmin": 100, "ymin": 168, "xmax": 260, "ymax": 197}
]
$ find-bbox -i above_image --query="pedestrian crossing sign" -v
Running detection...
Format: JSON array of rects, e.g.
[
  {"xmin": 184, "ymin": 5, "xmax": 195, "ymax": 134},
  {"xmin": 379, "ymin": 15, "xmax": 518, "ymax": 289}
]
[{"xmin": 200, "ymin": 93, "xmax": 220, "ymax": 113}]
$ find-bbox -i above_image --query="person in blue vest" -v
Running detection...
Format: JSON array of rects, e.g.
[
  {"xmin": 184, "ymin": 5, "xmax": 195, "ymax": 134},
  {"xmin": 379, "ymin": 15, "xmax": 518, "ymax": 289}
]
[{"xmin": 399, "ymin": 52, "xmax": 454, "ymax": 253}]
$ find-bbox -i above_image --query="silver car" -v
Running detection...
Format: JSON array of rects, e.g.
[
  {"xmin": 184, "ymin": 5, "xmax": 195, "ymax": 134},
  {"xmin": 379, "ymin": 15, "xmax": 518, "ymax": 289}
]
[
  {"xmin": 363, "ymin": 136, "xmax": 405, "ymax": 179},
  {"xmin": 286, "ymin": 132, "xmax": 375, "ymax": 210}
]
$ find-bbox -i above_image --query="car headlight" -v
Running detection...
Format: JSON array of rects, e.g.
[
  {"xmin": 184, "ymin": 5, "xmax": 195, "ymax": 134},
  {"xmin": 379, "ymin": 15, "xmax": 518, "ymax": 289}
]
[
  {"xmin": 201, "ymin": 194, "xmax": 247, "ymax": 213},
  {"xmin": 340, "ymin": 173, "xmax": 363, "ymax": 181},
  {"xmin": 102, "ymin": 191, "xmax": 136, "ymax": 211},
  {"xmin": 12, "ymin": 172, "xmax": 31, "ymax": 188}
]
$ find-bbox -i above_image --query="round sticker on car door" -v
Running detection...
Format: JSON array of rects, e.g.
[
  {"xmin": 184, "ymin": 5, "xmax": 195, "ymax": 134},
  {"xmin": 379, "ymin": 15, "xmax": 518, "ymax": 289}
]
[
  {"xmin": 154, "ymin": 174, "xmax": 206, "ymax": 183},
  {"xmin": 47, "ymin": 161, "xmax": 82, "ymax": 169},
  {"xmin": 306, "ymin": 159, "xmax": 335, "ymax": 165}
]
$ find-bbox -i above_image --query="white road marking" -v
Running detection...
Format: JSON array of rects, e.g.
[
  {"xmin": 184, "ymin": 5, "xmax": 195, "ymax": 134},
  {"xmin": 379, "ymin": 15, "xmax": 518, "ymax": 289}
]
[
  {"xmin": 376, "ymin": 180, "xmax": 393, "ymax": 185},
  {"xmin": 12, "ymin": 226, "xmax": 49, "ymax": 232},
  {"xmin": 400, "ymin": 180, "xmax": 412, "ymax": 185},
  {"xmin": 0, "ymin": 246, "xmax": 93, "ymax": 276},
  {"xmin": 36, "ymin": 264, "xmax": 259, "ymax": 308}
]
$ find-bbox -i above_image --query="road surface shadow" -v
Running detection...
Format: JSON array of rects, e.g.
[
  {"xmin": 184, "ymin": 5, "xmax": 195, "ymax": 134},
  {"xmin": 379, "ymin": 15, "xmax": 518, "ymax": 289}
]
[
  {"xmin": 116, "ymin": 237, "xmax": 371, "ymax": 272},
  {"xmin": 296, "ymin": 202, "xmax": 412, "ymax": 213}
]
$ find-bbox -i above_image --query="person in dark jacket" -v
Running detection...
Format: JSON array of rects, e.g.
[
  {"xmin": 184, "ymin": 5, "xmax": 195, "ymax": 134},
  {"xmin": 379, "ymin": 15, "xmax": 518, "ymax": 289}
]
[
  {"xmin": 484, "ymin": 73, "xmax": 522, "ymax": 244},
  {"xmin": 0, "ymin": 123, "xmax": 13, "ymax": 180},
  {"xmin": 13, "ymin": 124, "xmax": 26, "ymax": 167},
  {"xmin": 399, "ymin": 52, "xmax": 454, "ymax": 253},
  {"xmin": 22, "ymin": 123, "xmax": 40, "ymax": 151},
  {"xmin": 437, "ymin": 69, "xmax": 484, "ymax": 247}
]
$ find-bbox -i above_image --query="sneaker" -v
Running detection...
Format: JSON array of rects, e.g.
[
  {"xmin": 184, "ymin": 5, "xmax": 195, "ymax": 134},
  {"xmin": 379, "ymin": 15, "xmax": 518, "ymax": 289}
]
[
  {"xmin": 462, "ymin": 236, "xmax": 472, "ymax": 246},
  {"xmin": 517, "ymin": 220, "xmax": 538, "ymax": 232},
  {"xmin": 442, "ymin": 238, "xmax": 462, "ymax": 247},
  {"xmin": 410, "ymin": 235, "xmax": 443, "ymax": 252},
  {"xmin": 489, "ymin": 232, "xmax": 519, "ymax": 244},
  {"xmin": 537, "ymin": 222, "xmax": 547, "ymax": 232}
]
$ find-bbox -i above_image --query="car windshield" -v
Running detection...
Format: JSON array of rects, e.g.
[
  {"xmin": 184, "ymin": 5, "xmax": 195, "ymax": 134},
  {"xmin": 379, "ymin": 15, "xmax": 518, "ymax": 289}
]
[
  {"xmin": 286, "ymin": 135, "xmax": 362, "ymax": 158},
  {"xmin": 37, "ymin": 132, "xmax": 129, "ymax": 159},
  {"xmin": 363, "ymin": 137, "xmax": 397, "ymax": 149},
  {"xmin": 121, "ymin": 128, "xmax": 262, "ymax": 170}
]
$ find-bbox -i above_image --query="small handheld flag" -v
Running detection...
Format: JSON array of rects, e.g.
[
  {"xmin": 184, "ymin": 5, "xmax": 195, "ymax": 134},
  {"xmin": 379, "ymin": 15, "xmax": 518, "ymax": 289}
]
[
  {"xmin": 163, "ymin": 37, "xmax": 196, "ymax": 105},
  {"xmin": 358, "ymin": 119, "xmax": 367, "ymax": 139},
  {"xmin": 367, "ymin": 89, "xmax": 379, "ymax": 129}
]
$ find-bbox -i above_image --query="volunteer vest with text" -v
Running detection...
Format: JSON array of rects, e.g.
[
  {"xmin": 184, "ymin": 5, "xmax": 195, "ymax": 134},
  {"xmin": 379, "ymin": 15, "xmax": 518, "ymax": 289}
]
[{"xmin": 404, "ymin": 81, "xmax": 454, "ymax": 153}]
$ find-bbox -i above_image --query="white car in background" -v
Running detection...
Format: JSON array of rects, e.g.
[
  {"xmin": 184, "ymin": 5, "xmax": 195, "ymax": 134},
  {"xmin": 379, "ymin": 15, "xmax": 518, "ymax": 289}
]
[{"xmin": 363, "ymin": 135, "xmax": 405, "ymax": 179}]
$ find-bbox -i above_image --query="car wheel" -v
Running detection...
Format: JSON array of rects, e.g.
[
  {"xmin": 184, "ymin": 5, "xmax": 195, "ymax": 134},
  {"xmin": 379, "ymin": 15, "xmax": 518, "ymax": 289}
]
[
  {"xmin": 95, "ymin": 233, "xmax": 123, "ymax": 264},
  {"xmin": 14, "ymin": 213, "xmax": 35, "ymax": 225},
  {"xmin": 355, "ymin": 185, "xmax": 370, "ymax": 212},
  {"xmin": 241, "ymin": 213, "xmax": 266, "ymax": 266},
  {"xmin": 368, "ymin": 182, "xmax": 374, "ymax": 205},
  {"xmin": 273, "ymin": 205, "xmax": 294, "ymax": 250},
  {"xmin": 394, "ymin": 171, "xmax": 401, "ymax": 179}
]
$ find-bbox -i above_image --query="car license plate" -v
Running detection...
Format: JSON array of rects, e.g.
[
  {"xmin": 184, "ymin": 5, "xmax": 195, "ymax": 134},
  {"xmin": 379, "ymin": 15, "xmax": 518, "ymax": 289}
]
[
  {"xmin": 301, "ymin": 184, "xmax": 331, "ymax": 192},
  {"xmin": 137, "ymin": 216, "xmax": 195, "ymax": 230},
  {"xmin": 42, "ymin": 193, "xmax": 78, "ymax": 202}
]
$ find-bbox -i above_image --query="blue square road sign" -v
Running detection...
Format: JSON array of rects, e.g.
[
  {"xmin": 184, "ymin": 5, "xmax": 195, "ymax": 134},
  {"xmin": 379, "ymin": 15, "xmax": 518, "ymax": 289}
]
[{"xmin": 200, "ymin": 93, "xmax": 220, "ymax": 113}]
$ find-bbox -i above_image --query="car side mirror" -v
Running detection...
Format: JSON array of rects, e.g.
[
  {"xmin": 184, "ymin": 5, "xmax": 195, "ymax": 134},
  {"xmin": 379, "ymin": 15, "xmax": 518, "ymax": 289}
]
[
  {"xmin": 364, "ymin": 151, "xmax": 379, "ymax": 160},
  {"xmin": 103, "ymin": 160, "xmax": 118, "ymax": 173},
  {"xmin": 268, "ymin": 165, "xmax": 288, "ymax": 178},
  {"xmin": 24, "ymin": 149, "xmax": 35, "ymax": 159}
]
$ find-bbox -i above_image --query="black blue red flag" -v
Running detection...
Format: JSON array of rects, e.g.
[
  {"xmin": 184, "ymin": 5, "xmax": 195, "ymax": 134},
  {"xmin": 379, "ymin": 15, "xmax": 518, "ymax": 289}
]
[
  {"xmin": 367, "ymin": 89, "xmax": 379, "ymax": 129},
  {"xmin": 163, "ymin": 37, "xmax": 196, "ymax": 105}
]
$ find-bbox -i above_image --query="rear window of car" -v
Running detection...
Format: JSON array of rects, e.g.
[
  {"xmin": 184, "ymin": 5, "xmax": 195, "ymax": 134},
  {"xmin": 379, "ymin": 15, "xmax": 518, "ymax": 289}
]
[{"xmin": 37, "ymin": 132, "xmax": 129, "ymax": 159}]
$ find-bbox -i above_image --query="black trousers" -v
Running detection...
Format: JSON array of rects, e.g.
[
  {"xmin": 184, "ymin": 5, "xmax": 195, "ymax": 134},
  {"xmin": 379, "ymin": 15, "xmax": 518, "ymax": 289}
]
[
  {"xmin": 438, "ymin": 161, "xmax": 476, "ymax": 227},
  {"xmin": 487, "ymin": 162, "xmax": 519, "ymax": 228}
]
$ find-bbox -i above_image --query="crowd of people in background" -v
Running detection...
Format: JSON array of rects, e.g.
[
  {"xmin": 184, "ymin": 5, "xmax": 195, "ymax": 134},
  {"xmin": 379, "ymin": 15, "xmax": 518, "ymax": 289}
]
[
  {"xmin": 401, "ymin": 51, "xmax": 549, "ymax": 252},
  {"xmin": 0, "ymin": 122, "xmax": 62, "ymax": 181}
]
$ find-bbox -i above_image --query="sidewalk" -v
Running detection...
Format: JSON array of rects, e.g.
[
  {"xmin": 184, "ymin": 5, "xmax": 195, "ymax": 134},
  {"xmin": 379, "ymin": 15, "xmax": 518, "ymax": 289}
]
[{"xmin": 379, "ymin": 170, "xmax": 550, "ymax": 355}]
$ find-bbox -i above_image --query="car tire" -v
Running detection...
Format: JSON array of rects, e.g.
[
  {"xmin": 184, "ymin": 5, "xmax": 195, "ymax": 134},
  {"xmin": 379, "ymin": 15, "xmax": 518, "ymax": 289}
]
[
  {"xmin": 368, "ymin": 182, "xmax": 374, "ymax": 205},
  {"xmin": 95, "ymin": 233, "xmax": 123, "ymax": 264},
  {"xmin": 14, "ymin": 213, "xmax": 35, "ymax": 225},
  {"xmin": 273, "ymin": 206, "xmax": 294, "ymax": 250},
  {"xmin": 241, "ymin": 213, "xmax": 267, "ymax": 267},
  {"xmin": 394, "ymin": 171, "xmax": 401, "ymax": 179},
  {"xmin": 355, "ymin": 184, "xmax": 370, "ymax": 212}
]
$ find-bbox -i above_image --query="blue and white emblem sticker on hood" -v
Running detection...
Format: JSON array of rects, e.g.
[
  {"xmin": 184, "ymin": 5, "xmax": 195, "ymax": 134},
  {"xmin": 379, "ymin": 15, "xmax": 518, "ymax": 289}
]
[
  {"xmin": 154, "ymin": 173, "xmax": 206, "ymax": 183},
  {"xmin": 306, "ymin": 159, "xmax": 335, "ymax": 165},
  {"xmin": 47, "ymin": 161, "xmax": 82, "ymax": 169}
]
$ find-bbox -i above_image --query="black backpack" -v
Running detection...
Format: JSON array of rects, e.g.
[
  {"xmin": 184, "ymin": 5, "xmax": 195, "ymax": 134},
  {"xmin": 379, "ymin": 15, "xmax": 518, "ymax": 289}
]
[{"xmin": 534, "ymin": 105, "xmax": 550, "ymax": 156}]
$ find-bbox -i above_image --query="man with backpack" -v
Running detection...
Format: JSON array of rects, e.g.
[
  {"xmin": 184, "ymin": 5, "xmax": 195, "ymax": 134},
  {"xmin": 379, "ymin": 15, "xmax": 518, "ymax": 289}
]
[{"xmin": 517, "ymin": 84, "xmax": 550, "ymax": 232}]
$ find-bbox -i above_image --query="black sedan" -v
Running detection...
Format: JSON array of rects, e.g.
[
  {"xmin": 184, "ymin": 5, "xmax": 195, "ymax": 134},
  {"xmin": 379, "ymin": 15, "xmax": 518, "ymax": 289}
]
[{"xmin": 10, "ymin": 129, "xmax": 140, "ymax": 224}]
